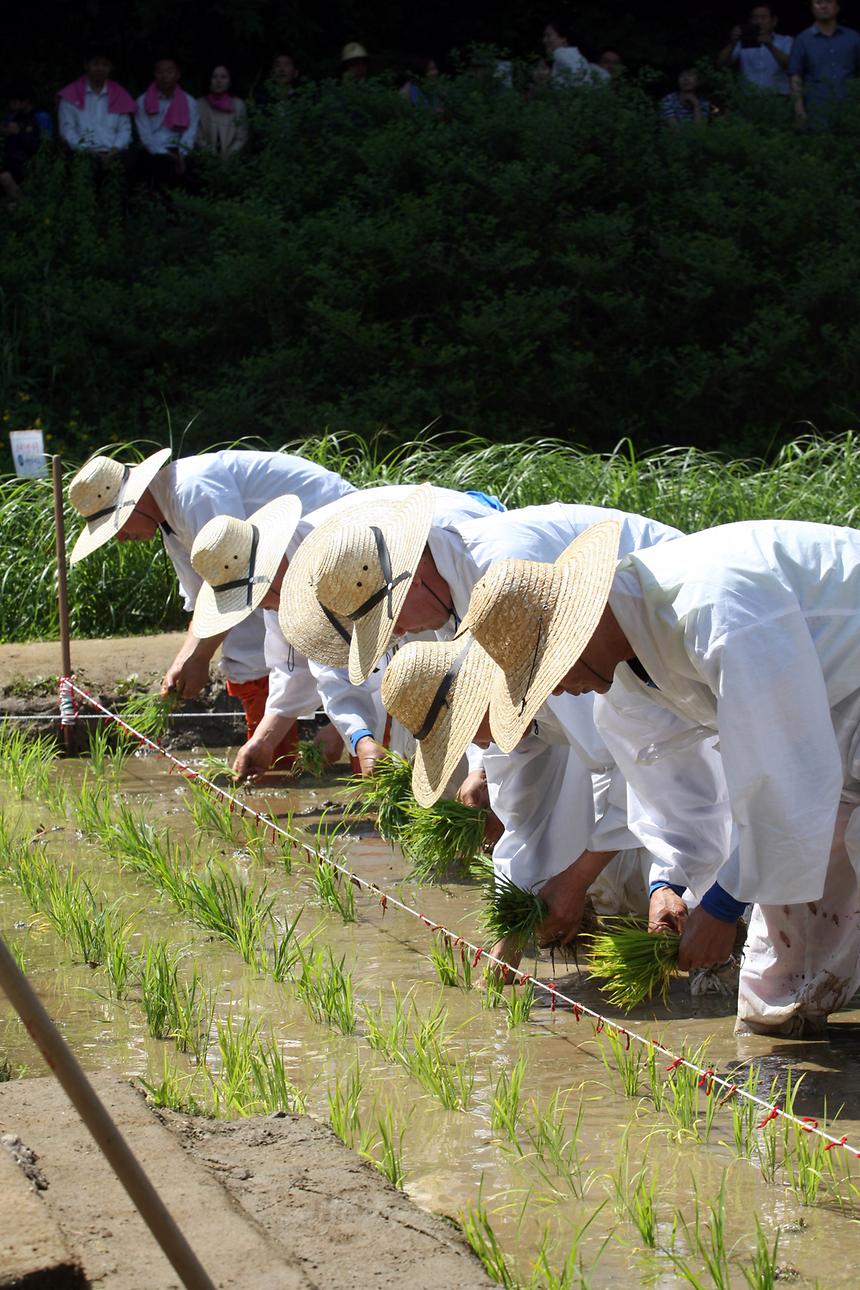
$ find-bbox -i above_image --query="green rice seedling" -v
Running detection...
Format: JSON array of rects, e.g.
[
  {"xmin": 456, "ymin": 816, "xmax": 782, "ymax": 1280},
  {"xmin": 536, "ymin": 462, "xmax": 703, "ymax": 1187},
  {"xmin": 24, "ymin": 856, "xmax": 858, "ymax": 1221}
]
[
  {"xmin": 362, "ymin": 987, "xmax": 411, "ymax": 1058},
  {"xmin": 481, "ymin": 873, "xmax": 547, "ymax": 952},
  {"xmin": 400, "ymin": 798, "xmax": 487, "ymax": 883},
  {"xmin": 268, "ymin": 909, "xmax": 313, "ymax": 983},
  {"xmin": 504, "ymin": 979, "xmax": 535, "ymax": 1029},
  {"xmin": 404, "ymin": 1004, "xmax": 474, "ymax": 1111},
  {"xmin": 247, "ymin": 1033, "xmax": 307, "ymax": 1114},
  {"xmin": 428, "ymin": 932, "xmax": 473, "ymax": 990},
  {"xmin": 362, "ymin": 1104, "xmax": 408, "ymax": 1189},
  {"xmin": 491, "ymin": 1055, "xmax": 527, "ymax": 1148},
  {"xmin": 662, "ymin": 1044, "xmax": 714, "ymax": 1140},
  {"xmin": 740, "ymin": 1218, "xmax": 780, "ymax": 1290},
  {"xmin": 311, "ymin": 858, "xmax": 356, "ymax": 922},
  {"xmin": 213, "ymin": 1010, "xmax": 305, "ymax": 1116},
  {"xmin": 459, "ymin": 1191, "xmax": 517, "ymax": 1288},
  {"xmin": 727, "ymin": 1066, "xmax": 761, "ymax": 1158},
  {"xmin": 0, "ymin": 1056, "xmax": 12, "ymax": 1083},
  {"xmin": 42, "ymin": 863, "xmax": 118, "ymax": 966},
  {"xmin": 295, "ymin": 946, "xmax": 356, "ymax": 1035},
  {"xmin": 668, "ymin": 1175, "xmax": 731, "ymax": 1290},
  {"xmin": 0, "ymin": 726, "xmax": 59, "ymax": 800},
  {"xmin": 528, "ymin": 1204, "xmax": 609, "ymax": 1290},
  {"xmin": 292, "ymin": 738, "xmax": 328, "ymax": 779},
  {"xmin": 103, "ymin": 913, "xmax": 136, "ymax": 999},
  {"xmin": 137, "ymin": 939, "xmax": 182, "ymax": 1039},
  {"xmin": 273, "ymin": 818, "xmax": 295, "ymax": 875},
  {"xmin": 182, "ymin": 863, "xmax": 273, "ymax": 966},
  {"xmin": 86, "ymin": 720, "xmax": 113, "ymax": 777},
  {"xmin": 610, "ymin": 1133, "xmax": 658, "ymax": 1248},
  {"xmin": 140, "ymin": 1055, "xmax": 205, "ymax": 1115},
  {"xmin": 73, "ymin": 774, "xmax": 115, "ymax": 838},
  {"xmin": 169, "ymin": 966, "xmax": 215, "ymax": 1061},
  {"xmin": 783, "ymin": 1120, "xmax": 827, "ymax": 1207},
  {"xmin": 187, "ymin": 780, "xmax": 236, "ymax": 845},
  {"xmin": 523, "ymin": 1093, "xmax": 589, "ymax": 1198},
  {"xmin": 9, "ymin": 940, "xmax": 25, "ymax": 972},
  {"xmin": 118, "ymin": 692, "xmax": 175, "ymax": 744},
  {"xmin": 585, "ymin": 920, "xmax": 681, "ymax": 1009},
  {"xmin": 599, "ymin": 1026, "xmax": 644, "ymax": 1099},
  {"xmin": 328, "ymin": 1061, "xmax": 364, "ymax": 1148},
  {"xmin": 237, "ymin": 813, "xmax": 269, "ymax": 866},
  {"xmin": 481, "ymin": 967, "xmax": 506, "ymax": 1010},
  {"xmin": 345, "ymin": 752, "xmax": 414, "ymax": 841}
]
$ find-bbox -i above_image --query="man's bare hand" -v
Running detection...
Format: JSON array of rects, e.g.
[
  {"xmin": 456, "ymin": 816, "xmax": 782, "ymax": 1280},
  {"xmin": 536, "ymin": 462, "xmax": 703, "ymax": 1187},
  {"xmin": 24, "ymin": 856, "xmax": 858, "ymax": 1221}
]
[
  {"xmin": 457, "ymin": 768, "xmax": 490, "ymax": 810},
  {"xmin": 648, "ymin": 886, "xmax": 688, "ymax": 936},
  {"xmin": 487, "ymin": 934, "xmax": 523, "ymax": 983},
  {"xmin": 355, "ymin": 735, "xmax": 386, "ymax": 776},
  {"xmin": 313, "ymin": 722, "xmax": 345, "ymax": 766},
  {"xmin": 535, "ymin": 867, "xmax": 588, "ymax": 949},
  {"xmin": 677, "ymin": 905, "xmax": 738, "ymax": 971},
  {"xmin": 161, "ymin": 654, "xmax": 211, "ymax": 701},
  {"xmin": 232, "ymin": 737, "xmax": 275, "ymax": 782},
  {"xmin": 484, "ymin": 809, "xmax": 503, "ymax": 848}
]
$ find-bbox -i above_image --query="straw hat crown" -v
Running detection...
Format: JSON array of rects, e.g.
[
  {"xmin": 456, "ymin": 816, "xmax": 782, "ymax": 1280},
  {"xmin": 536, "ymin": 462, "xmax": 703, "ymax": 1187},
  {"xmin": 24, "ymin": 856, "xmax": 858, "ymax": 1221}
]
[
  {"xmin": 315, "ymin": 523, "xmax": 390, "ymax": 620},
  {"xmin": 69, "ymin": 456, "xmax": 132, "ymax": 520},
  {"xmin": 191, "ymin": 515, "xmax": 256, "ymax": 587},
  {"xmin": 341, "ymin": 42, "xmax": 368, "ymax": 61},
  {"xmin": 465, "ymin": 559, "xmax": 559, "ymax": 674}
]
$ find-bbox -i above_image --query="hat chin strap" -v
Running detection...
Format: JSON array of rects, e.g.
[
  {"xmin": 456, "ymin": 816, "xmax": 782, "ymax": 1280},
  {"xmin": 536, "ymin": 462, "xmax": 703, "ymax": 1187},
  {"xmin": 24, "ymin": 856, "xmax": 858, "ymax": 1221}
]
[
  {"xmin": 410, "ymin": 639, "xmax": 470, "ymax": 741},
  {"xmin": 348, "ymin": 526, "xmax": 411, "ymax": 622},
  {"xmin": 211, "ymin": 526, "xmax": 266, "ymax": 608}
]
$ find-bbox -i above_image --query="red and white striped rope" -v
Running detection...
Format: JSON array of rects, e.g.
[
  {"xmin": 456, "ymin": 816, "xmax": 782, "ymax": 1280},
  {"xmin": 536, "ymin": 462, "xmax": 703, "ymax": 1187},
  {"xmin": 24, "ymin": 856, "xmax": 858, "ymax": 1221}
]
[{"xmin": 62, "ymin": 676, "xmax": 860, "ymax": 1162}]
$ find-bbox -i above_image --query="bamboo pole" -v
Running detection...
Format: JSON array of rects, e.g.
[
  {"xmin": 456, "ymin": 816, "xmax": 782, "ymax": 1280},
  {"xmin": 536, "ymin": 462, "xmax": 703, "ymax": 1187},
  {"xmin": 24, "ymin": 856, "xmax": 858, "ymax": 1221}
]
[
  {"xmin": 51, "ymin": 455, "xmax": 74, "ymax": 753},
  {"xmin": 0, "ymin": 935, "xmax": 218, "ymax": 1290}
]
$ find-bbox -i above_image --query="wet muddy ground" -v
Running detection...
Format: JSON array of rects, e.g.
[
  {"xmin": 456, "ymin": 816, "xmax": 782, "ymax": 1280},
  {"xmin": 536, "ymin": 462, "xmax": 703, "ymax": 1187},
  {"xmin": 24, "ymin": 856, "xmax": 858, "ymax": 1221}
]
[{"xmin": 3, "ymin": 747, "xmax": 860, "ymax": 1288}]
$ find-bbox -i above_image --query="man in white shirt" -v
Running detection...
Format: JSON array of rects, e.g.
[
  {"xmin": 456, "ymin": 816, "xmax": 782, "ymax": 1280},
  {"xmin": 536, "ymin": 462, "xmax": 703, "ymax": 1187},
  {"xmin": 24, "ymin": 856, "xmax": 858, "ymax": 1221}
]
[
  {"xmin": 57, "ymin": 51, "xmax": 136, "ymax": 159},
  {"xmin": 67, "ymin": 449, "xmax": 353, "ymax": 765},
  {"xmin": 466, "ymin": 519, "xmax": 860, "ymax": 1035},
  {"xmin": 718, "ymin": 5, "xmax": 793, "ymax": 93},
  {"xmin": 543, "ymin": 19, "xmax": 610, "ymax": 84},
  {"xmin": 135, "ymin": 58, "xmax": 198, "ymax": 185}
]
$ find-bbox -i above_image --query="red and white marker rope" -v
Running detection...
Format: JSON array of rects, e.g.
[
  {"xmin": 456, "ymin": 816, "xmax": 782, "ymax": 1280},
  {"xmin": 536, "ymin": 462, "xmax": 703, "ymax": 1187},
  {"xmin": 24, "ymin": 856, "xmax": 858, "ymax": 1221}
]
[{"xmin": 59, "ymin": 677, "xmax": 860, "ymax": 1162}]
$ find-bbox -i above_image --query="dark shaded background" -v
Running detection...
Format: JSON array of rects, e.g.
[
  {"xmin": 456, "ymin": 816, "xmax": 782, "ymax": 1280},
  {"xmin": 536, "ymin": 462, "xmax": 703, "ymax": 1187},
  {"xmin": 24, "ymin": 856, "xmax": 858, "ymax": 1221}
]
[{"xmin": 5, "ymin": 1, "xmax": 820, "ymax": 99}]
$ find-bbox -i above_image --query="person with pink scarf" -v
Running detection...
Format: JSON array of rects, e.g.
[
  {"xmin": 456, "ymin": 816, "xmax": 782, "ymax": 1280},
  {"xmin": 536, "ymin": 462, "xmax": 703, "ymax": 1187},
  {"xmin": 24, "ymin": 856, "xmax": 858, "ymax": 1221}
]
[
  {"xmin": 135, "ymin": 57, "xmax": 198, "ymax": 185},
  {"xmin": 196, "ymin": 65, "xmax": 248, "ymax": 156},
  {"xmin": 56, "ymin": 50, "xmax": 136, "ymax": 160}
]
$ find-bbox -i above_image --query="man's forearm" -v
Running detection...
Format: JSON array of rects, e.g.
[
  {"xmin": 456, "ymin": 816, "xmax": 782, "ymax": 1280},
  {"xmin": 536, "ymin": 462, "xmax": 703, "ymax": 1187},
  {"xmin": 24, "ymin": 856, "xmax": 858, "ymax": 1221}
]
[
  {"xmin": 790, "ymin": 74, "xmax": 805, "ymax": 110},
  {"xmin": 177, "ymin": 623, "xmax": 225, "ymax": 665},
  {"xmin": 764, "ymin": 41, "xmax": 789, "ymax": 70}
]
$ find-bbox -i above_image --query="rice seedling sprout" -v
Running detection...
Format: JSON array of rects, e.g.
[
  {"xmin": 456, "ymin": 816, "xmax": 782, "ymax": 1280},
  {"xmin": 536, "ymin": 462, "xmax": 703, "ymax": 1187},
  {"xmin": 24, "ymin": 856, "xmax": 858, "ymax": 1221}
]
[
  {"xmin": 311, "ymin": 858, "xmax": 356, "ymax": 922},
  {"xmin": 328, "ymin": 1062, "xmax": 364, "ymax": 1148},
  {"xmin": 491, "ymin": 1056, "xmax": 527, "ymax": 1147},
  {"xmin": 504, "ymin": 979, "xmax": 535, "ymax": 1028},
  {"xmin": 345, "ymin": 753, "xmax": 414, "ymax": 841},
  {"xmin": 481, "ymin": 873, "xmax": 547, "ymax": 952},
  {"xmin": 585, "ymin": 920, "xmax": 681, "ymax": 1009},
  {"xmin": 400, "ymin": 797, "xmax": 488, "ymax": 883}
]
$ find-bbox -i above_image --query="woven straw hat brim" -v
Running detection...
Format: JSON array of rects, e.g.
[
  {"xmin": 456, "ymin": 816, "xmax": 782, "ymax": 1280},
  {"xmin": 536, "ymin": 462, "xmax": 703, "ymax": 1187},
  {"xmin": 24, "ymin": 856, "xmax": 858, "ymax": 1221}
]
[
  {"xmin": 480, "ymin": 520, "xmax": 621, "ymax": 753},
  {"xmin": 190, "ymin": 494, "xmax": 303, "ymax": 638},
  {"xmin": 69, "ymin": 448, "xmax": 172, "ymax": 565},
  {"xmin": 381, "ymin": 639, "xmax": 497, "ymax": 807},
  {"xmin": 279, "ymin": 484, "xmax": 435, "ymax": 675}
]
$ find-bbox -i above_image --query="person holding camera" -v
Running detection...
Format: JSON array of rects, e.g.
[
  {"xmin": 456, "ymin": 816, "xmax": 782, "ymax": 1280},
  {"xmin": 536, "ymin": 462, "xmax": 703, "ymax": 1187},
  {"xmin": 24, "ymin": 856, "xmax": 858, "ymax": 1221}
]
[{"xmin": 717, "ymin": 4, "xmax": 793, "ymax": 93}]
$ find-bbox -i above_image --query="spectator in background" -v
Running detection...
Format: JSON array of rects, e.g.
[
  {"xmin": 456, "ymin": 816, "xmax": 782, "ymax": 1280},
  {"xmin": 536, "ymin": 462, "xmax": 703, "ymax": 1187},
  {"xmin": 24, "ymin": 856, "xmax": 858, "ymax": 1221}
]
[
  {"xmin": 789, "ymin": 0, "xmax": 860, "ymax": 126},
  {"xmin": 717, "ymin": 6, "xmax": 793, "ymax": 94},
  {"xmin": 1, "ymin": 86, "xmax": 45, "ymax": 203},
  {"xmin": 135, "ymin": 57, "xmax": 198, "ymax": 186},
  {"xmin": 543, "ymin": 19, "xmax": 610, "ymax": 84},
  {"xmin": 255, "ymin": 52, "xmax": 301, "ymax": 112},
  {"xmin": 597, "ymin": 48, "xmax": 626, "ymax": 80},
  {"xmin": 197, "ymin": 65, "xmax": 248, "ymax": 156},
  {"xmin": 341, "ymin": 42, "xmax": 370, "ymax": 82},
  {"xmin": 660, "ymin": 69, "xmax": 713, "ymax": 125},
  {"xmin": 399, "ymin": 56, "xmax": 441, "ymax": 110},
  {"xmin": 56, "ymin": 50, "xmax": 136, "ymax": 161}
]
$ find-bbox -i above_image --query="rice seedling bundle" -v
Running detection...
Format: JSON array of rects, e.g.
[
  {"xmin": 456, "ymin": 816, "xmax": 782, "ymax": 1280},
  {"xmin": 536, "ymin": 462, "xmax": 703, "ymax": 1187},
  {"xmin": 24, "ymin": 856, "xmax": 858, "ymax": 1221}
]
[
  {"xmin": 344, "ymin": 752, "xmax": 414, "ymax": 841},
  {"xmin": 292, "ymin": 738, "xmax": 328, "ymax": 779},
  {"xmin": 480, "ymin": 873, "xmax": 548, "ymax": 951},
  {"xmin": 585, "ymin": 919, "xmax": 681, "ymax": 1010},
  {"xmin": 400, "ymin": 798, "xmax": 489, "ymax": 883}
]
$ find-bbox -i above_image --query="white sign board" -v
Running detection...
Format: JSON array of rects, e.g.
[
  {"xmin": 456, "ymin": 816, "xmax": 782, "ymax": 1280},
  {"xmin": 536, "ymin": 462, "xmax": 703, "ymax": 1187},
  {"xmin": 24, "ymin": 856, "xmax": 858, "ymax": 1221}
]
[{"xmin": 9, "ymin": 429, "xmax": 48, "ymax": 479}]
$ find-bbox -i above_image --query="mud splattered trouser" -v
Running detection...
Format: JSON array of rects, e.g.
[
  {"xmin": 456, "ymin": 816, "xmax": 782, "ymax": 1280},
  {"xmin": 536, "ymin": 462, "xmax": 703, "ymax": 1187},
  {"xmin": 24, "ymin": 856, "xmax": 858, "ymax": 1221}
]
[
  {"xmin": 225, "ymin": 677, "xmax": 300, "ymax": 769},
  {"xmin": 737, "ymin": 800, "xmax": 860, "ymax": 1036}
]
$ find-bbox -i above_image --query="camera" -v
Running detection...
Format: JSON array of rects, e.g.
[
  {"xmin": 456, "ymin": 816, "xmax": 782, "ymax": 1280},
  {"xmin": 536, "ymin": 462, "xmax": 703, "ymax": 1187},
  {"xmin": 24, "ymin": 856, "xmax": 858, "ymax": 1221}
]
[{"xmin": 740, "ymin": 22, "xmax": 761, "ymax": 48}]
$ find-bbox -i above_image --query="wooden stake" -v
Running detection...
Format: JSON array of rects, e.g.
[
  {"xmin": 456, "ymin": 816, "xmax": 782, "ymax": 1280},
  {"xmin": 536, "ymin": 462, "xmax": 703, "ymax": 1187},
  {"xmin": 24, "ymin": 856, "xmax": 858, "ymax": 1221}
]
[
  {"xmin": 51, "ymin": 455, "xmax": 73, "ymax": 752},
  {"xmin": 0, "ymin": 934, "xmax": 218, "ymax": 1290}
]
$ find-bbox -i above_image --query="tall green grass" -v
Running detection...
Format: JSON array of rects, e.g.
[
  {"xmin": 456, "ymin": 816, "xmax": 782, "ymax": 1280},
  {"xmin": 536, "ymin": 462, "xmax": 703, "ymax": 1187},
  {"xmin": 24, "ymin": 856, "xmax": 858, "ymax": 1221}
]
[{"xmin": 3, "ymin": 432, "xmax": 858, "ymax": 642}]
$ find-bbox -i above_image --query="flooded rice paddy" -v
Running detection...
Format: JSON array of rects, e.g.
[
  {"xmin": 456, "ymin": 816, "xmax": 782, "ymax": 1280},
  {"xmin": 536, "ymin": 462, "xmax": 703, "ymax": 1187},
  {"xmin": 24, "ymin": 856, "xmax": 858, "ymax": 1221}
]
[{"xmin": 2, "ymin": 744, "xmax": 860, "ymax": 1288}]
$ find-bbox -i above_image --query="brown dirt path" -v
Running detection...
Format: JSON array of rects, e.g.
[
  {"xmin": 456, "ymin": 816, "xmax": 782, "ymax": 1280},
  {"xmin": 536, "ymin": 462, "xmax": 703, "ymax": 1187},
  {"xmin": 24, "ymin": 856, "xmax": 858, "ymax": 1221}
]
[
  {"xmin": 0, "ymin": 633, "xmax": 187, "ymax": 691},
  {"xmin": 0, "ymin": 1076, "xmax": 494, "ymax": 1290}
]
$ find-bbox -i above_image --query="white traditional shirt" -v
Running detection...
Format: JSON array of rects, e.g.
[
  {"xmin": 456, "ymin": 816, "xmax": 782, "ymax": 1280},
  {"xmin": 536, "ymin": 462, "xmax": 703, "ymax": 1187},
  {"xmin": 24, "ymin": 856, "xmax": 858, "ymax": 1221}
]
[
  {"xmin": 58, "ymin": 83, "xmax": 133, "ymax": 150},
  {"xmin": 552, "ymin": 46, "xmax": 610, "ymax": 85},
  {"xmin": 732, "ymin": 33, "xmax": 793, "ymax": 94},
  {"xmin": 134, "ymin": 91, "xmax": 199, "ymax": 154},
  {"xmin": 148, "ymin": 450, "xmax": 353, "ymax": 686},
  {"xmin": 599, "ymin": 520, "xmax": 860, "ymax": 906}
]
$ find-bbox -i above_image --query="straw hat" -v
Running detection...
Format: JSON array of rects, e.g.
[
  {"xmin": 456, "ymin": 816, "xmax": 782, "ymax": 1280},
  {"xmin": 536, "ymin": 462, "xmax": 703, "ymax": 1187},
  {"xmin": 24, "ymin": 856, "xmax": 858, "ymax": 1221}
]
[
  {"xmin": 462, "ymin": 519, "xmax": 621, "ymax": 754},
  {"xmin": 341, "ymin": 42, "xmax": 369, "ymax": 63},
  {"xmin": 189, "ymin": 494, "xmax": 303, "ymax": 637},
  {"xmin": 68, "ymin": 448, "xmax": 172, "ymax": 564},
  {"xmin": 279, "ymin": 483, "xmax": 435, "ymax": 681},
  {"xmin": 381, "ymin": 635, "xmax": 498, "ymax": 806}
]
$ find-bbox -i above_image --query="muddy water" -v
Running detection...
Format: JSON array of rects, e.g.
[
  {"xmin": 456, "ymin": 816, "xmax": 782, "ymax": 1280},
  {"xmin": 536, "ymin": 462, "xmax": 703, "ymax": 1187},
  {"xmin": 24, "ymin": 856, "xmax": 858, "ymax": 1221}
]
[{"xmin": 3, "ymin": 751, "xmax": 860, "ymax": 1287}]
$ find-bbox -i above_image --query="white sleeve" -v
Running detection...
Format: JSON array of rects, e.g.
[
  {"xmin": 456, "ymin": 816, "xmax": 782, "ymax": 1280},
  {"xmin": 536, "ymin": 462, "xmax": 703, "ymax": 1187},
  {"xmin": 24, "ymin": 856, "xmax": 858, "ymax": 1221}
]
[
  {"xmin": 695, "ymin": 613, "xmax": 844, "ymax": 905},
  {"xmin": 114, "ymin": 112, "xmax": 132, "ymax": 149},
  {"xmin": 58, "ymin": 101, "xmax": 82, "ymax": 148},
  {"xmin": 308, "ymin": 658, "xmax": 387, "ymax": 745},
  {"xmin": 588, "ymin": 767, "xmax": 641, "ymax": 853},
  {"xmin": 179, "ymin": 96, "xmax": 199, "ymax": 153},
  {"xmin": 163, "ymin": 539, "xmax": 202, "ymax": 611},
  {"xmin": 594, "ymin": 674, "xmax": 733, "ymax": 898},
  {"xmin": 484, "ymin": 738, "xmax": 595, "ymax": 891}
]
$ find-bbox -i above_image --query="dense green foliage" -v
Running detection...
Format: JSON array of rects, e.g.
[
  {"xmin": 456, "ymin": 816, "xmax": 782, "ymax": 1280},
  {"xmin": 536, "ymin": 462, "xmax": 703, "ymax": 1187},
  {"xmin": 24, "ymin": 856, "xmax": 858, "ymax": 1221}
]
[
  {"xmin": 4, "ymin": 75, "xmax": 860, "ymax": 457},
  {"xmin": 2, "ymin": 431, "xmax": 858, "ymax": 643}
]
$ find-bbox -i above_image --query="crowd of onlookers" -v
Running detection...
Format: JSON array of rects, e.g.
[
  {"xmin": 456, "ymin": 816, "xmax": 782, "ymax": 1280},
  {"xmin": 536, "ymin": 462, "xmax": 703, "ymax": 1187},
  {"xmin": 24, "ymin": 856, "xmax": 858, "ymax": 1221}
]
[{"xmin": 2, "ymin": 3, "xmax": 859, "ymax": 205}]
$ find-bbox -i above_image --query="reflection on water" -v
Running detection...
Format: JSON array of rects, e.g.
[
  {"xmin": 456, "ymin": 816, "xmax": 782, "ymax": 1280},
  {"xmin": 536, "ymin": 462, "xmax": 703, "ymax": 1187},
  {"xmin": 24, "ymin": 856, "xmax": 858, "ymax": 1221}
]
[{"xmin": 1, "ymin": 749, "xmax": 859, "ymax": 1286}]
